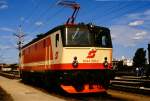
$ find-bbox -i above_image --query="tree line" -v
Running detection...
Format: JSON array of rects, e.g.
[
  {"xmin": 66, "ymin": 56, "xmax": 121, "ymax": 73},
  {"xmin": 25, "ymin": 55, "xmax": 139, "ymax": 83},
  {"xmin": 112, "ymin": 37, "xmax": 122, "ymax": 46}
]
[{"xmin": 115, "ymin": 48, "xmax": 150, "ymax": 77}]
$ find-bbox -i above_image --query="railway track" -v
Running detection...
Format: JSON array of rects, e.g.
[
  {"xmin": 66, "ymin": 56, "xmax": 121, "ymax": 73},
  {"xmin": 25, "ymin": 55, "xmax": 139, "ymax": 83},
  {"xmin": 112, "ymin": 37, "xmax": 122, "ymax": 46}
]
[
  {"xmin": 0, "ymin": 73, "xmax": 150, "ymax": 101},
  {"xmin": 0, "ymin": 71, "xmax": 20, "ymax": 79},
  {"xmin": 110, "ymin": 76, "xmax": 150, "ymax": 95},
  {"xmin": 1, "ymin": 71, "xmax": 150, "ymax": 96}
]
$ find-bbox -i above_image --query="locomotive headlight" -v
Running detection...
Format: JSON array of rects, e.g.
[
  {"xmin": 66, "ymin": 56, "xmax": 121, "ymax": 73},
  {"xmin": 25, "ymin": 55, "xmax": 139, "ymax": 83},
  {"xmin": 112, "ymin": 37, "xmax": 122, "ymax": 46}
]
[
  {"xmin": 72, "ymin": 56, "xmax": 78, "ymax": 68},
  {"xmin": 103, "ymin": 57, "xmax": 108, "ymax": 68}
]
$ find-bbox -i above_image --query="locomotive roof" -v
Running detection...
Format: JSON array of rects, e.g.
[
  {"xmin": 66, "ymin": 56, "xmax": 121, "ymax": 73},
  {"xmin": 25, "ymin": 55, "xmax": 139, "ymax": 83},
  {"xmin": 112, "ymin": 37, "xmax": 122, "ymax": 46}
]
[
  {"xmin": 22, "ymin": 24, "xmax": 109, "ymax": 49},
  {"xmin": 22, "ymin": 25, "xmax": 65, "ymax": 49}
]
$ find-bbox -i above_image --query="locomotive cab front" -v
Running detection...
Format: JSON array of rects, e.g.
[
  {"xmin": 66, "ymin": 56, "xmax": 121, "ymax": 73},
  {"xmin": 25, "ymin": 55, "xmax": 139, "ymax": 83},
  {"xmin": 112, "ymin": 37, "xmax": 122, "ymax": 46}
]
[{"xmin": 54, "ymin": 24, "xmax": 113, "ymax": 93}]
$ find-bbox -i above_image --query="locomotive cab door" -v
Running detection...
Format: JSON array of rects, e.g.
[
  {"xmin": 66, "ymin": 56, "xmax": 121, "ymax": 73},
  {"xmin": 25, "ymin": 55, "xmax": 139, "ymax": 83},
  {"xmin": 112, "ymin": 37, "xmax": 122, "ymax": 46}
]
[{"xmin": 51, "ymin": 30, "xmax": 63, "ymax": 64}]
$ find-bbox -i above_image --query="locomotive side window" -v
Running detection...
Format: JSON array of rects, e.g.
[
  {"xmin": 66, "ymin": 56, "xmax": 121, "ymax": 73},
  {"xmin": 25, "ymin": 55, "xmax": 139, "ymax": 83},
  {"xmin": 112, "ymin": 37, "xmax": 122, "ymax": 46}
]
[
  {"xmin": 95, "ymin": 29, "xmax": 112, "ymax": 48},
  {"xmin": 56, "ymin": 34, "xmax": 59, "ymax": 47},
  {"xmin": 101, "ymin": 35, "xmax": 109, "ymax": 46}
]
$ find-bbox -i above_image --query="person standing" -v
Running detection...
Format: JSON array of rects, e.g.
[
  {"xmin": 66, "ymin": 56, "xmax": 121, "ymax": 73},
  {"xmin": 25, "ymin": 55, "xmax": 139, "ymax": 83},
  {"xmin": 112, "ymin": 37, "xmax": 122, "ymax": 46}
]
[{"xmin": 136, "ymin": 67, "xmax": 139, "ymax": 77}]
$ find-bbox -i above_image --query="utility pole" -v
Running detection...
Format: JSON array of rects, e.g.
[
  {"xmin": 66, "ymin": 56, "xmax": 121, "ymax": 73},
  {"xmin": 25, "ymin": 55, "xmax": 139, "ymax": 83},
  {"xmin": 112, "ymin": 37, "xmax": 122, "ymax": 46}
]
[
  {"xmin": 148, "ymin": 44, "xmax": 150, "ymax": 66},
  {"xmin": 13, "ymin": 25, "xmax": 25, "ymax": 77},
  {"xmin": 146, "ymin": 43, "xmax": 150, "ymax": 78}
]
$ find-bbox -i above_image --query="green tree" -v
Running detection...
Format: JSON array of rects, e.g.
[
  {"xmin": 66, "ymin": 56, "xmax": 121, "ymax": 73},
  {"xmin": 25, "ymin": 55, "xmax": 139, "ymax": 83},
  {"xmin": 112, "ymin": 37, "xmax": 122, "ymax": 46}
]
[{"xmin": 133, "ymin": 48, "xmax": 146, "ymax": 67}]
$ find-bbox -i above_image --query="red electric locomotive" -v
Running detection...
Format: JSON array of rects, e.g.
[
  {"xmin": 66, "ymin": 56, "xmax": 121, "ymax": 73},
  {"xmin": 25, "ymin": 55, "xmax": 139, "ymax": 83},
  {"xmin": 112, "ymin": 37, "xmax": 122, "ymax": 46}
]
[{"xmin": 20, "ymin": 1, "xmax": 114, "ymax": 94}]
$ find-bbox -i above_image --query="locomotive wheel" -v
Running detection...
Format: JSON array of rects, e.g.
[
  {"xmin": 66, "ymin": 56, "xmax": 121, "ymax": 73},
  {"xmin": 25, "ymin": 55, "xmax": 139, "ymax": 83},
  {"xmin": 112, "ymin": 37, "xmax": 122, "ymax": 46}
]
[
  {"xmin": 73, "ymin": 83, "xmax": 84, "ymax": 92},
  {"xmin": 21, "ymin": 72, "xmax": 30, "ymax": 83}
]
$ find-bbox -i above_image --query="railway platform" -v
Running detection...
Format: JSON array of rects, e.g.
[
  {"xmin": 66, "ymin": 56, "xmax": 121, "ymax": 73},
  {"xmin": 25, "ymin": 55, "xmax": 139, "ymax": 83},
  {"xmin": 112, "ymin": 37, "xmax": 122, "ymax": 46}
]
[{"xmin": 0, "ymin": 75, "xmax": 150, "ymax": 101}]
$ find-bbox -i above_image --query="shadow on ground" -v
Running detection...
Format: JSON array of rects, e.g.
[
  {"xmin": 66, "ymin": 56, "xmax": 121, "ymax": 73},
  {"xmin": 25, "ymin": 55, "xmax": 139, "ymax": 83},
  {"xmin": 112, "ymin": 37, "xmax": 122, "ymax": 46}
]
[
  {"xmin": 0, "ymin": 86, "xmax": 13, "ymax": 101},
  {"xmin": 20, "ymin": 80, "xmax": 127, "ymax": 101}
]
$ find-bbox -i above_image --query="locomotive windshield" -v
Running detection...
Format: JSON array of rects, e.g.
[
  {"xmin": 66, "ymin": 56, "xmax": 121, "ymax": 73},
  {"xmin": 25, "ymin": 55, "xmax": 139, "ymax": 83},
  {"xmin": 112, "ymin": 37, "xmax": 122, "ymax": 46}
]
[
  {"xmin": 65, "ymin": 27, "xmax": 91, "ymax": 46},
  {"xmin": 64, "ymin": 26, "xmax": 112, "ymax": 48}
]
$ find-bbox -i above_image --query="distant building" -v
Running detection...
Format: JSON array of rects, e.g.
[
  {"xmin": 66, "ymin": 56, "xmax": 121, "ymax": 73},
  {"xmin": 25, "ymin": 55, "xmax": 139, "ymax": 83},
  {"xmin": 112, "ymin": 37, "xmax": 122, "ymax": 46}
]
[
  {"xmin": 0, "ymin": 63, "xmax": 6, "ymax": 70},
  {"xmin": 112, "ymin": 57, "xmax": 133, "ymax": 70},
  {"xmin": 121, "ymin": 56, "xmax": 125, "ymax": 60},
  {"xmin": 123, "ymin": 58, "xmax": 133, "ymax": 66},
  {"xmin": 0, "ymin": 63, "xmax": 18, "ymax": 72}
]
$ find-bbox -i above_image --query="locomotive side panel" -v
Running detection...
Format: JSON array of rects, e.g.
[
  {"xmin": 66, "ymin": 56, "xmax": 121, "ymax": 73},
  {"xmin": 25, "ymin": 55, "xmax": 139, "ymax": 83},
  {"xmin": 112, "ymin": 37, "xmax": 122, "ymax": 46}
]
[
  {"xmin": 21, "ymin": 40, "xmax": 47, "ymax": 71},
  {"xmin": 50, "ymin": 31, "xmax": 63, "ymax": 65},
  {"xmin": 21, "ymin": 30, "xmax": 63, "ymax": 71}
]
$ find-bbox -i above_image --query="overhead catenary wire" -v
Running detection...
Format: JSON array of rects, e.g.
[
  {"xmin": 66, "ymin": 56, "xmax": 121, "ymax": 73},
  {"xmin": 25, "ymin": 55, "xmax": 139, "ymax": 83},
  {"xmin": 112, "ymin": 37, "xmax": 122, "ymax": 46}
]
[
  {"xmin": 29, "ymin": 0, "xmax": 120, "ymax": 34},
  {"xmin": 21, "ymin": 0, "xmax": 42, "ymax": 27},
  {"xmin": 78, "ymin": 2, "xmax": 120, "ymax": 22},
  {"xmin": 76, "ymin": 1, "xmax": 131, "ymax": 25},
  {"xmin": 25, "ymin": 0, "xmax": 70, "ymax": 35},
  {"xmin": 107, "ymin": 2, "xmax": 150, "ymax": 24},
  {"xmin": 18, "ymin": 0, "xmax": 59, "ymax": 43},
  {"xmin": 91, "ymin": 2, "xmax": 130, "ymax": 23},
  {"xmin": 30, "ymin": 0, "xmax": 80, "ymax": 34},
  {"xmin": 16, "ymin": 0, "xmax": 70, "ymax": 45},
  {"xmin": 31, "ymin": 8, "xmax": 66, "ymax": 35},
  {"xmin": 26, "ymin": 0, "xmax": 58, "ymax": 33},
  {"xmin": 92, "ymin": 2, "xmax": 150, "ymax": 26},
  {"xmin": 23, "ymin": 0, "xmax": 150, "ymax": 38}
]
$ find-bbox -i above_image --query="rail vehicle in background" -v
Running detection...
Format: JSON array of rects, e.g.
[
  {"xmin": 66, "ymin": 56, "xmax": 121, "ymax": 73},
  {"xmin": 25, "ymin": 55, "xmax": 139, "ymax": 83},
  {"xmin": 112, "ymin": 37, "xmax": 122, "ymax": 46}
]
[{"xmin": 20, "ymin": 1, "xmax": 114, "ymax": 94}]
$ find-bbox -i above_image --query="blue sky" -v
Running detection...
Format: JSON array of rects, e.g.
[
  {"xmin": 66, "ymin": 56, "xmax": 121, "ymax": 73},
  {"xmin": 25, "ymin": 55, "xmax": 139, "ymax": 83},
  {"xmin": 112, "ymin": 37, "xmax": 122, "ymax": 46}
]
[{"xmin": 0, "ymin": 0, "xmax": 150, "ymax": 63}]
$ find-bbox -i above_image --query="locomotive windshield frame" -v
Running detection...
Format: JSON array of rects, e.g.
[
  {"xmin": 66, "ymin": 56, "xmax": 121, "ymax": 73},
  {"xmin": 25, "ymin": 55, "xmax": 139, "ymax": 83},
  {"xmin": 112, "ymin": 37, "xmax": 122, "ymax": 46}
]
[
  {"xmin": 62, "ymin": 25, "xmax": 112, "ymax": 48},
  {"xmin": 65, "ymin": 27, "xmax": 92, "ymax": 46}
]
